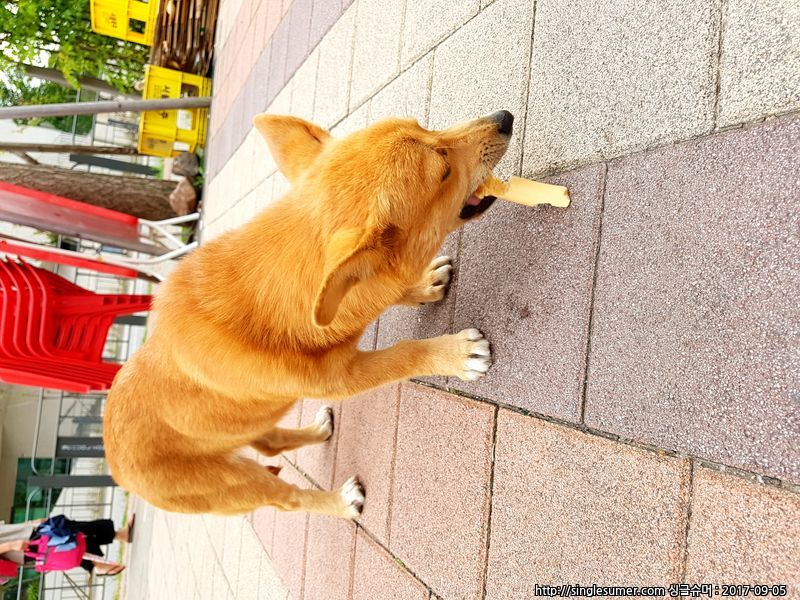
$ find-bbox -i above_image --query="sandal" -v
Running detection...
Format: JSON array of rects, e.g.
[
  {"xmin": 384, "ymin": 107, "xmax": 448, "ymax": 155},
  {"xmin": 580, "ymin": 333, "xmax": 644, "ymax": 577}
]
[{"xmin": 96, "ymin": 564, "xmax": 125, "ymax": 576}]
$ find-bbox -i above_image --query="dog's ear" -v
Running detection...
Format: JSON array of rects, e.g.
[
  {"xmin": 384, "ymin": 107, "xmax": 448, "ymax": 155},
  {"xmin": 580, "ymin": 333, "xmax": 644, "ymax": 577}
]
[
  {"xmin": 253, "ymin": 114, "xmax": 331, "ymax": 182},
  {"xmin": 313, "ymin": 226, "xmax": 394, "ymax": 328}
]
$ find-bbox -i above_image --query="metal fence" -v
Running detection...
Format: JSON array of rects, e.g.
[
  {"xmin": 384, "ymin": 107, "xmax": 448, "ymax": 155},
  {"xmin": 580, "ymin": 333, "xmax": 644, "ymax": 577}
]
[{"xmin": 15, "ymin": 254, "xmax": 149, "ymax": 600}]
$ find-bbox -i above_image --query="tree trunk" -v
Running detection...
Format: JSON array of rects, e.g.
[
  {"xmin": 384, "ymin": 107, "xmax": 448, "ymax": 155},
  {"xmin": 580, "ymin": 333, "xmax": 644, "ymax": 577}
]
[{"xmin": 0, "ymin": 163, "xmax": 177, "ymax": 220}]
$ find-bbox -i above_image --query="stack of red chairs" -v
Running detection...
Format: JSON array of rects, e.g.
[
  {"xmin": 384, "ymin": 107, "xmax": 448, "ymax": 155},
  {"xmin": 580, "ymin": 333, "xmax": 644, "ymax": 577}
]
[{"xmin": 0, "ymin": 258, "xmax": 152, "ymax": 392}]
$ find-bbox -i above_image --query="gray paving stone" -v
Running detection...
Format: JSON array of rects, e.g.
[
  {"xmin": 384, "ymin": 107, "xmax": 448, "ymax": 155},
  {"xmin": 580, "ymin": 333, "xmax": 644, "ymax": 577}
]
[
  {"xmin": 267, "ymin": 17, "xmax": 291, "ymax": 103},
  {"xmin": 313, "ymin": 4, "xmax": 356, "ymax": 128},
  {"xmin": 585, "ymin": 116, "xmax": 800, "ymax": 483},
  {"xmin": 450, "ymin": 165, "xmax": 605, "ymax": 420},
  {"xmin": 428, "ymin": 0, "xmax": 535, "ymax": 178},
  {"xmin": 400, "ymin": 0, "xmax": 479, "ymax": 67},
  {"xmin": 349, "ymin": 0, "xmax": 404, "ymax": 111},
  {"xmin": 309, "ymin": 0, "xmax": 342, "ymax": 50},
  {"xmin": 523, "ymin": 0, "xmax": 717, "ymax": 176},
  {"xmin": 718, "ymin": 0, "xmax": 800, "ymax": 127},
  {"xmin": 252, "ymin": 45, "xmax": 273, "ymax": 113},
  {"xmin": 284, "ymin": 0, "xmax": 313, "ymax": 79},
  {"xmin": 369, "ymin": 53, "xmax": 433, "ymax": 126}
]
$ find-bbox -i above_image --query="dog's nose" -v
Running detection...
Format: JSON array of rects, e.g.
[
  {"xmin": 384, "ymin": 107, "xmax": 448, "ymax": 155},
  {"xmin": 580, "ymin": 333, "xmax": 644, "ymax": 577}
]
[{"xmin": 489, "ymin": 110, "xmax": 514, "ymax": 135}]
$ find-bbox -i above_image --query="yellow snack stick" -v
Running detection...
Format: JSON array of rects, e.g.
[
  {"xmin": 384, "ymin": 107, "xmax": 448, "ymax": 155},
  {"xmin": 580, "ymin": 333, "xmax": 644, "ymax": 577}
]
[{"xmin": 475, "ymin": 175, "xmax": 570, "ymax": 208}]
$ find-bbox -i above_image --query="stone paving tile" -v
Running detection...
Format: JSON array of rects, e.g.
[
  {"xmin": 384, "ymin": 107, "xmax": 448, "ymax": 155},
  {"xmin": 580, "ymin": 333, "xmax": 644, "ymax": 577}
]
[
  {"xmin": 718, "ymin": 0, "xmax": 800, "ymax": 127},
  {"xmin": 375, "ymin": 230, "xmax": 459, "ymax": 387},
  {"xmin": 330, "ymin": 101, "xmax": 369, "ymax": 137},
  {"xmin": 220, "ymin": 515, "xmax": 244, "ymax": 592},
  {"xmin": 686, "ymin": 467, "xmax": 800, "ymax": 595},
  {"xmin": 585, "ymin": 116, "xmax": 800, "ymax": 483},
  {"xmin": 284, "ymin": 0, "xmax": 313, "ymax": 78},
  {"xmin": 313, "ymin": 4, "xmax": 356, "ymax": 128},
  {"xmin": 369, "ymin": 53, "xmax": 434, "ymax": 126},
  {"xmin": 249, "ymin": 46, "xmax": 272, "ymax": 114},
  {"xmin": 295, "ymin": 398, "xmax": 341, "ymax": 488},
  {"xmin": 270, "ymin": 462, "xmax": 310, "ymax": 599},
  {"xmin": 251, "ymin": 405, "xmax": 303, "ymax": 556},
  {"xmin": 450, "ymin": 164, "xmax": 605, "ymax": 420},
  {"xmin": 309, "ymin": 0, "xmax": 342, "ymax": 47},
  {"xmin": 352, "ymin": 531, "xmax": 429, "ymax": 600},
  {"xmin": 429, "ymin": 0, "xmax": 535, "ymax": 178},
  {"xmin": 523, "ymin": 0, "xmax": 717, "ymax": 175},
  {"xmin": 486, "ymin": 411, "xmax": 690, "ymax": 599},
  {"xmin": 289, "ymin": 48, "xmax": 319, "ymax": 121},
  {"xmin": 237, "ymin": 523, "xmax": 265, "ymax": 600},
  {"xmin": 390, "ymin": 383, "xmax": 494, "ymax": 600},
  {"xmin": 267, "ymin": 17, "xmax": 291, "ymax": 104},
  {"xmin": 333, "ymin": 384, "xmax": 401, "ymax": 544},
  {"xmin": 400, "ymin": 0, "xmax": 479, "ymax": 68},
  {"xmin": 302, "ymin": 515, "xmax": 357, "ymax": 600},
  {"xmin": 259, "ymin": 554, "xmax": 291, "ymax": 600},
  {"xmin": 357, "ymin": 320, "xmax": 378, "ymax": 351},
  {"xmin": 349, "ymin": 0, "xmax": 405, "ymax": 110}
]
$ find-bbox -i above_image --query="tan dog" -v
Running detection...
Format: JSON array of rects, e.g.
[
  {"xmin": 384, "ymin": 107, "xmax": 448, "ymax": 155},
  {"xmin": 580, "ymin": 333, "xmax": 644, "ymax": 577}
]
[{"xmin": 104, "ymin": 111, "xmax": 513, "ymax": 518}]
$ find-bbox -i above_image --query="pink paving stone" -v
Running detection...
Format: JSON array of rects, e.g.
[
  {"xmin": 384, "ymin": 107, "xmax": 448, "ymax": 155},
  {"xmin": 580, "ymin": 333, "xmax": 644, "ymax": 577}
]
[
  {"xmin": 333, "ymin": 385, "xmax": 401, "ymax": 544},
  {"xmin": 686, "ymin": 466, "xmax": 800, "ymax": 595},
  {"xmin": 390, "ymin": 383, "xmax": 494, "ymax": 600},
  {"xmin": 486, "ymin": 410, "xmax": 691, "ymax": 599},
  {"xmin": 264, "ymin": 0, "xmax": 283, "ymax": 41},
  {"xmin": 251, "ymin": 401, "xmax": 305, "ymax": 553},
  {"xmin": 302, "ymin": 515, "xmax": 357, "ymax": 600},
  {"xmin": 352, "ymin": 531, "xmax": 429, "ymax": 600},
  {"xmin": 270, "ymin": 461, "xmax": 310, "ymax": 599},
  {"xmin": 295, "ymin": 399, "xmax": 341, "ymax": 489},
  {"xmin": 253, "ymin": 0, "xmax": 269, "ymax": 53}
]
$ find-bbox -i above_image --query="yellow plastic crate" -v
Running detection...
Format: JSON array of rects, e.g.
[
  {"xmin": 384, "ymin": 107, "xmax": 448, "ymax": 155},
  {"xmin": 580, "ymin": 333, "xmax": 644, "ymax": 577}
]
[
  {"xmin": 137, "ymin": 65, "xmax": 211, "ymax": 158},
  {"xmin": 90, "ymin": 0, "xmax": 160, "ymax": 45}
]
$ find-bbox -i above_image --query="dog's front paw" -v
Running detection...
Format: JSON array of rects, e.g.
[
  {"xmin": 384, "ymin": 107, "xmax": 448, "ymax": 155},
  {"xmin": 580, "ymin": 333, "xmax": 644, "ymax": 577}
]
[
  {"xmin": 339, "ymin": 476, "xmax": 365, "ymax": 518},
  {"xmin": 314, "ymin": 406, "xmax": 334, "ymax": 441},
  {"xmin": 452, "ymin": 328, "xmax": 492, "ymax": 381},
  {"xmin": 412, "ymin": 256, "xmax": 453, "ymax": 304}
]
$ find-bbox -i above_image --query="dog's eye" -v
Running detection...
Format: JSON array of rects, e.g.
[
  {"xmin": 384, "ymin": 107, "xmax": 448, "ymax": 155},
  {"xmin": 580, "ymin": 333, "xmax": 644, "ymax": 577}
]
[
  {"xmin": 441, "ymin": 164, "xmax": 451, "ymax": 182},
  {"xmin": 436, "ymin": 148, "xmax": 451, "ymax": 182}
]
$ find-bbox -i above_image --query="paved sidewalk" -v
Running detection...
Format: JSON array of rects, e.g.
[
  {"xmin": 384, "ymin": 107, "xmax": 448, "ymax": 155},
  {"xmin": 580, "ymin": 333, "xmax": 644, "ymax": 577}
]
[{"xmin": 125, "ymin": 0, "xmax": 799, "ymax": 598}]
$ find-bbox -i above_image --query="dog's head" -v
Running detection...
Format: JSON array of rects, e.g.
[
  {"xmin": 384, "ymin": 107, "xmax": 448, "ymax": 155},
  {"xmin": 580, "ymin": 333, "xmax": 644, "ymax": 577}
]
[{"xmin": 253, "ymin": 112, "xmax": 513, "ymax": 327}]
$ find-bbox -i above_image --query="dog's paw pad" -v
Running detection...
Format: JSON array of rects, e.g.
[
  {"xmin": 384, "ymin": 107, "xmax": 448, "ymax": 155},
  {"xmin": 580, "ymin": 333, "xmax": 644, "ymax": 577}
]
[
  {"xmin": 314, "ymin": 406, "xmax": 334, "ymax": 440},
  {"xmin": 456, "ymin": 328, "xmax": 492, "ymax": 380},
  {"xmin": 340, "ymin": 476, "xmax": 365, "ymax": 518}
]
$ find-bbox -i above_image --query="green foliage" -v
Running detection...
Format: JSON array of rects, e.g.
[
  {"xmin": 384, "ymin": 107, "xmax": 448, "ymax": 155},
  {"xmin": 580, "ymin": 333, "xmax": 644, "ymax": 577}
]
[
  {"xmin": 25, "ymin": 578, "xmax": 39, "ymax": 600},
  {"xmin": 0, "ymin": 0, "xmax": 148, "ymax": 93},
  {"xmin": 0, "ymin": 76, "xmax": 94, "ymax": 133}
]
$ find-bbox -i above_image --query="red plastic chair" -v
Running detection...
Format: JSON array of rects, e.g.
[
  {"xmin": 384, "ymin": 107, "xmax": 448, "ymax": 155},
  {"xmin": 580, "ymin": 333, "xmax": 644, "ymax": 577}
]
[{"xmin": 0, "ymin": 259, "xmax": 152, "ymax": 391}]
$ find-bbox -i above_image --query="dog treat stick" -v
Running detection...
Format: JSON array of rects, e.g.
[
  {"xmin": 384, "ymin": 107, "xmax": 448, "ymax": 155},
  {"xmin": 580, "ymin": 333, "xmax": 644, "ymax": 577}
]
[{"xmin": 476, "ymin": 175, "xmax": 570, "ymax": 208}]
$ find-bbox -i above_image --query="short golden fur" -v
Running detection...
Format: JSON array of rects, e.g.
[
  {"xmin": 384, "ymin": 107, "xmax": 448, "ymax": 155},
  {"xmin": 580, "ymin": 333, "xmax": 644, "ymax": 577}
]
[{"xmin": 104, "ymin": 112, "xmax": 511, "ymax": 517}]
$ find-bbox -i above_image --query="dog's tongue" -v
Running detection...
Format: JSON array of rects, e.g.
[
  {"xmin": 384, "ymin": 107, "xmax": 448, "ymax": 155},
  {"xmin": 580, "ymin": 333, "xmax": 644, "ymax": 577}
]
[{"xmin": 465, "ymin": 194, "xmax": 482, "ymax": 206}]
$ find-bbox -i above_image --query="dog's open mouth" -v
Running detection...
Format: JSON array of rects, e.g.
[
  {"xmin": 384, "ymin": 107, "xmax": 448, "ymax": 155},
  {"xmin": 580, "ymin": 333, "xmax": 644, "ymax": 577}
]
[{"xmin": 459, "ymin": 193, "xmax": 497, "ymax": 220}]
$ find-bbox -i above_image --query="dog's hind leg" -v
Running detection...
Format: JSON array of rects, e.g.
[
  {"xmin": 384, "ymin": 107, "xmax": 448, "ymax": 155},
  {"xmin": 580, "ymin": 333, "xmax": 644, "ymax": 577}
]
[
  {"xmin": 163, "ymin": 454, "xmax": 363, "ymax": 517},
  {"xmin": 251, "ymin": 406, "xmax": 333, "ymax": 457}
]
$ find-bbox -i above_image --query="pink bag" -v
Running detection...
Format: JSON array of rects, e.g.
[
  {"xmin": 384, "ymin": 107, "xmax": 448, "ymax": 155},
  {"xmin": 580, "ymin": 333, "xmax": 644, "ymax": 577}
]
[{"xmin": 25, "ymin": 532, "xmax": 87, "ymax": 573}]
